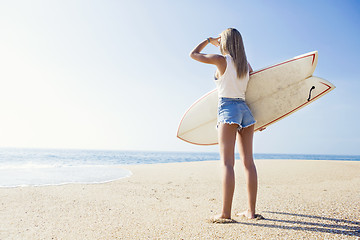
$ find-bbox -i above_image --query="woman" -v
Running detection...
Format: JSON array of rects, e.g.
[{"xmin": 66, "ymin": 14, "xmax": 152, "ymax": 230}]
[{"xmin": 190, "ymin": 28, "xmax": 260, "ymax": 222}]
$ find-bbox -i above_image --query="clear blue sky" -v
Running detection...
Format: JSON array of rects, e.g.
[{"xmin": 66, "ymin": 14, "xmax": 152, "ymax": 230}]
[{"xmin": 0, "ymin": 0, "xmax": 359, "ymax": 155}]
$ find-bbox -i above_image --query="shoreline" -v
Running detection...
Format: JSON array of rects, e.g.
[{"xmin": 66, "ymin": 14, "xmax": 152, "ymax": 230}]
[
  {"xmin": 0, "ymin": 165, "xmax": 133, "ymax": 188},
  {"xmin": 2, "ymin": 158, "xmax": 359, "ymax": 189},
  {"xmin": 1, "ymin": 159, "xmax": 359, "ymax": 239}
]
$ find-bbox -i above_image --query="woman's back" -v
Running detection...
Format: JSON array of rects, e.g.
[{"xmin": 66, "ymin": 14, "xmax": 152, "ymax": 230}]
[{"xmin": 215, "ymin": 55, "xmax": 250, "ymax": 99}]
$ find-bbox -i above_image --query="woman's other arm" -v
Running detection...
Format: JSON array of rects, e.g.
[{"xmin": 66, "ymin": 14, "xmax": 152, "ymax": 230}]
[{"xmin": 248, "ymin": 62, "xmax": 253, "ymax": 73}]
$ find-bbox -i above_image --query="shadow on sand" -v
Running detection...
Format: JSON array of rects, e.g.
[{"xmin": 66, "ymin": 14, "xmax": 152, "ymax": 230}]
[{"xmin": 235, "ymin": 211, "xmax": 360, "ymax": 237}]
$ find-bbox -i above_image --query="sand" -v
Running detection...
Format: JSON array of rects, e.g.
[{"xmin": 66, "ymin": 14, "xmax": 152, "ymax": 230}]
[{"xmin": 0, "ymin": 159, "xmax": 359, "ymax": 239}]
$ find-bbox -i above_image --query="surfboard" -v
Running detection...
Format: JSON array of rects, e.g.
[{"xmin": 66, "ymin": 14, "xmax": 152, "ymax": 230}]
[{"xmin": 177, "ymin": 51, "xmax": 335, "ymax": 145}]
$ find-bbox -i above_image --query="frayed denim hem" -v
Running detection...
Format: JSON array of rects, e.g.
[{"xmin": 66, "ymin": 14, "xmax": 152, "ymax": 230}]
[{"xmin": 217, "ymin": 120, "xmax": 256, "ymax": 131}]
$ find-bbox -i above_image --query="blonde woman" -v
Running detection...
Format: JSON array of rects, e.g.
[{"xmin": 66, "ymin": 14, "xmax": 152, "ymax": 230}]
[{"xmin": 190, "ymin": 28, "xmax": 261, "ymax": 222}]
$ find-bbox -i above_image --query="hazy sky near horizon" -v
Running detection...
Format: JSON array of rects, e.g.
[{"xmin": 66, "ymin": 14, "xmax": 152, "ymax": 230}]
[{"xmin": 0, "ymin": 0, "xmax": 359, "ymax": 155}]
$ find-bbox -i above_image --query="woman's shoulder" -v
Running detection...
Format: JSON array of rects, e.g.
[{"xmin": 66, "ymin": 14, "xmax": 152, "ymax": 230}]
[{"xmin": 212, "ymin": 54, "xmax": 227, "ymax": 67}]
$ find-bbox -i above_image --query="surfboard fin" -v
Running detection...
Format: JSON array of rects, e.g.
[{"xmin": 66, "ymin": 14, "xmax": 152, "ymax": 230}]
[{"xmin": 307, "ymin": 86, "xmax": 315, "ymax": 101}]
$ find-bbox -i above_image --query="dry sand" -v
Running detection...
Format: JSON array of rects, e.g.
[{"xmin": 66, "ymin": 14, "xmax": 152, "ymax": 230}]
[{"xmin": 0, "ymin": 159, "xmax": 359, "ymax": 239}]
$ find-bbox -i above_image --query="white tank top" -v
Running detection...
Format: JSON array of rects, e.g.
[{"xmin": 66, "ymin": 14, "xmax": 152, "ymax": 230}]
[{"xmin": 214, "ymin": 55, "xmax": 250, "ymax": 100}]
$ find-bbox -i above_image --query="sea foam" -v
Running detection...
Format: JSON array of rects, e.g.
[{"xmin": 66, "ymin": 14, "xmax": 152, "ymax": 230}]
[{"xmin": 0, "ymin": 164, "xmax": 132, "ymax": 187}]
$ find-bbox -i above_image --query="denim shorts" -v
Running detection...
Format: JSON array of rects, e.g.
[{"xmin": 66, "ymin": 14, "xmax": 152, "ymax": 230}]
[{"xmin": 217, "ymin": 97, "xmax": 256, "ymax": 130}]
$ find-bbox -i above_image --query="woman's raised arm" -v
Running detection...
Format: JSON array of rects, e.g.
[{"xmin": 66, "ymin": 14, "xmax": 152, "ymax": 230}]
[{"xmin": 189, "ymin": 37, "xmax": 226, "ymax": 74}]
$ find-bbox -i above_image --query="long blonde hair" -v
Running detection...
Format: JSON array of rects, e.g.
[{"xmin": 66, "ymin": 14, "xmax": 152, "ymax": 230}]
[{"xmin": 219, "ymin": 28, "xmax": 248, "ymax": 78}]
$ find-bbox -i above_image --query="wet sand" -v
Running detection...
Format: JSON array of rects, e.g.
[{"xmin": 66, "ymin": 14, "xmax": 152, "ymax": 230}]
[{"xmin": 0, "ymin": 160, "xmax": 359, "ymax": 239}]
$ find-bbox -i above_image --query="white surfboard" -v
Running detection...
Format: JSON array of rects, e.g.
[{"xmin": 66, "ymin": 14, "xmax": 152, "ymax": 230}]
[{"xmin": 177, "ymin": 51, "xmax": 335, "ymax": 145}]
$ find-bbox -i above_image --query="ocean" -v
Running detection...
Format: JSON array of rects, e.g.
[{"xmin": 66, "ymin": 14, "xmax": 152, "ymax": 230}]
[{"xmin": 0, "ymin": 148, "xmax": 359, "ymax": 187}]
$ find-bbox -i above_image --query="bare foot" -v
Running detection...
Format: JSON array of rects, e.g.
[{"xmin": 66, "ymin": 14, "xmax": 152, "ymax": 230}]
[
  {"xmin": 236, "ymin": 210, "xmax": 254, "ymax": 219},
  {"xmin": 236, "ymin": 210, "xmax": 264, "ymax": 220},
  {"xmin": 210, "ymin": 214, "xmax": 236, "ymax": 224}
]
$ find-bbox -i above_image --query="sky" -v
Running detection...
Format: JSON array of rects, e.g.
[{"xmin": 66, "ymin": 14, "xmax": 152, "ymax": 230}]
[{"xmin": 0, "ymin": 0, "xmax": 359, "ymax": 155}]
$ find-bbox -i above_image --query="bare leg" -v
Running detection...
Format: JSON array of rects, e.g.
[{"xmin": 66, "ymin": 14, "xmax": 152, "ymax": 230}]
[
  {"xmin": 217, "ymin": 123, "xmax": 238, "ymax": 219},
  {"xmin": 236, "ymin": 124, "xmax": 258, "ymax": 219}
]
